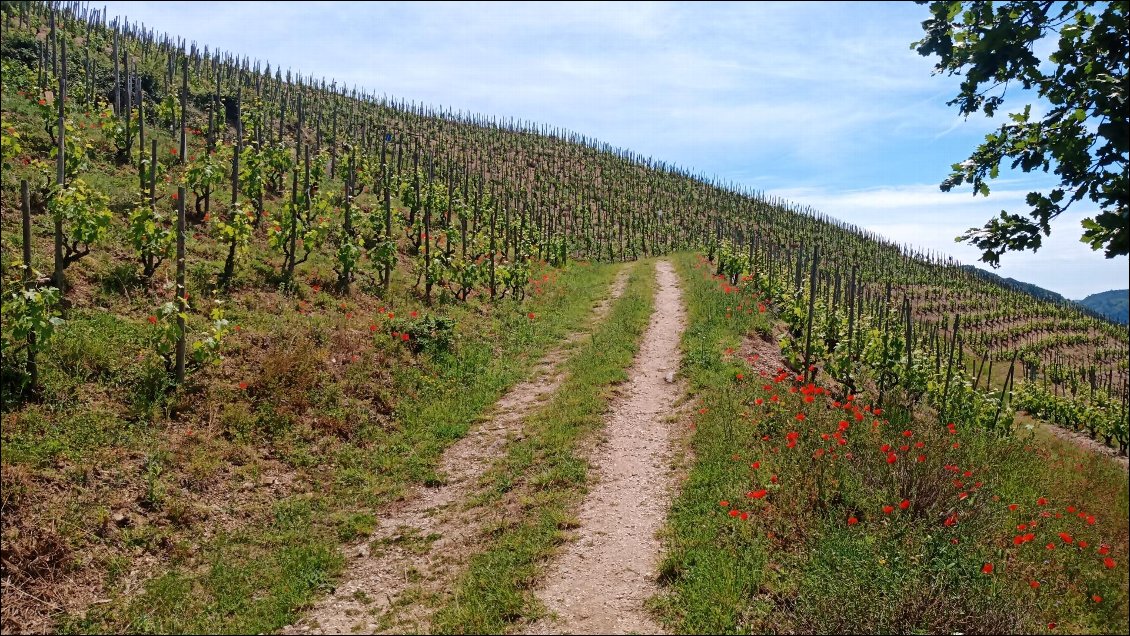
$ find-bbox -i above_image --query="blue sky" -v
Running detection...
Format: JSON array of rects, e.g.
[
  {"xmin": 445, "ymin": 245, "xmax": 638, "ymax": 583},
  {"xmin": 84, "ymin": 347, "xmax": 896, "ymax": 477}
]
[{"xmin": 100, "ymin": 1, "xmax": 1128, "ymax": 298}]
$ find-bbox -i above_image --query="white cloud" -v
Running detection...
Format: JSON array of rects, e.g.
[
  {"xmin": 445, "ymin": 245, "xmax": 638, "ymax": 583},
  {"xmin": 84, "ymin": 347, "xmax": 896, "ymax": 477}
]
[
  {"xmin": 95, "ymin": 1, "xmax": 1125, "ymax": 298},
  {"xmin": 766, "ymin": 184, "xmax": 1129, "ymax": 298}
]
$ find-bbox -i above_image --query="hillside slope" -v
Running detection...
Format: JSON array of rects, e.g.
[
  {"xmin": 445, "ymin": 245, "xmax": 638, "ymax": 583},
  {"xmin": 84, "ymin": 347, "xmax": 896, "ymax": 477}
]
[
  {"xmin": 1, "ymin": 2, "xmax": 1127, "ymax": 634},
  {"xmin": 1078, "ymin": 289, "xmax": 1130, "ymax": 324}
]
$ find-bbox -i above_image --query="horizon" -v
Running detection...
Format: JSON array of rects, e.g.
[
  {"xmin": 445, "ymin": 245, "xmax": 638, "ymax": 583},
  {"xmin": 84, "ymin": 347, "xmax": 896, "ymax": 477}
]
[{"xmin": 98, "ymin": 0, "xmax": 1128, "ymax": 298}]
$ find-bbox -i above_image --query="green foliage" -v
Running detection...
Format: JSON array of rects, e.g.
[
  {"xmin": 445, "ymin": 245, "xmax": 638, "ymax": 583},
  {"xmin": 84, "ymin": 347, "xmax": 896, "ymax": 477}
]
[
  {"xmin": 49, "ymin": 178, "xmax": 112, "ymax": 259},
  {"xmin": 914, "ymin": 1, "xmax": 1129, "ymax": 264},
  {"xmin": 1, "ymin": 282, "xmax": 63, "ymax": 389},
  {"xmin": 186, "ymin": 146, "xmax": 228, "ymax": 215},
  {"xmin": 127, "ymin": 197, "xmax": 175, "ymax": 279},
  {"xmin": 191, "ymin": 306, "xmax": 232, "ymax": 368}
]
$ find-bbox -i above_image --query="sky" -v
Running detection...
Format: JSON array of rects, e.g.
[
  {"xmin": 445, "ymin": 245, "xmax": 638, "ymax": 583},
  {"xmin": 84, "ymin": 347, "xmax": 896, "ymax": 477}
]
[{"xmin": 98, "ymin": 1, "xmax": 1128, "ymax": 299}]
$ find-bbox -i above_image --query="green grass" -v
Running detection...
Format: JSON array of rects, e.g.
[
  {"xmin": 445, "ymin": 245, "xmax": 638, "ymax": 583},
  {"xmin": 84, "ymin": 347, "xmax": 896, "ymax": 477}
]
[
  {"xmin": 653, "ymin": 252, "xmax": 1129, "ymax": 634},
  {"xmin": 3, "ymin": 245, "xmax": 621, "ymax": 634},
  {"xmin": 430, "ymin": 260, "xmax": 657, "ymax": 634}
]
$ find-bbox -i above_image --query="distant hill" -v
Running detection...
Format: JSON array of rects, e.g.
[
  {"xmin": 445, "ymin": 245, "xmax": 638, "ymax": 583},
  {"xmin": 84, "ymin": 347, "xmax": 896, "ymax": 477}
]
[
  {"xmin": 1077, "ymin": 290, "xmax": 1129, "ymax": 324},
  {"xmin": 960, "ymin": 266, "xmax": 1067, "ymax": 304}
]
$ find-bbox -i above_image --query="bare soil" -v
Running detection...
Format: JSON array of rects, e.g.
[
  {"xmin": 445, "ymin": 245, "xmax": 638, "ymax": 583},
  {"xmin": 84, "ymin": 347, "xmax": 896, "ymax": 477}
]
[
  {"xmin": 281, "ymin": 269, "xmax": 630, "ymax": 635},
  {"xmin": 523, "ymin": 260, "xmax": 687, "ymax": 635}
]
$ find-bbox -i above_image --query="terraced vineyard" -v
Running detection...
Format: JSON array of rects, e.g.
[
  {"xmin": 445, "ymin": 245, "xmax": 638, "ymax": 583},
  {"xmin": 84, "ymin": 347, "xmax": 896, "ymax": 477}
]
[{"xmin": 1, "ymin": 2, "xmax": 1127, "ymax": 634}]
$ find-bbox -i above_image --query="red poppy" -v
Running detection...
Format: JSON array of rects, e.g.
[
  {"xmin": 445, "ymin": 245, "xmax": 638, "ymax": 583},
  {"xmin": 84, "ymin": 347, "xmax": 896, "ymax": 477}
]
[
  {"xmin": 238, "ymin": 381, "xmax": 248, "ymax": 390},
  {"xmin": 899, "ymin": 499, "xmax": 910, "ymax": 510},
  {"xmin": 1092, "ymin": 594, "xmax": 1102, "ymax": 603},
  {"xmin": 916, "ymin": 454, "xmax": 926, "ymax": 462},
  {"xmin": 1008, "ymin": 503, "xmax": 1019, "ymax": 511},
  {"xmin": 1058, "ymin": 532, "xmax": 1073, "ymax": 544},
  {"xmin": 981, "ymin": 563, "xmax": 993, "ymax": 574},
  {"xmin": 1037, "ymin": 497, "xmax": 1048, "ymax": 506},
  {"xmin": 902, "ymin": 430, "xmax": 912, "ymax": 437},
  {"xmin": 719, "ymin": 500, "xmax": 729, "ymax": 507},
  {"xmin": 401, "ymin": 333, "xmax": 410, "ymax": 341},
  {"xmin": 147, "ymin": 315, "xmax": 158, "ymax": 325},
  {"xmin": 1104, "ymin": 557, "xmax": 1116, "ymax": 569},
  {"xmin": 528, "ymin": 312, "xmax": 536, "ymax": 319},
  {"xmin": 751, "ymin": 461, "xmax": 760, "ymax": 469},
  {"xmin": 886, "ymin": 453, "xmax": 897, "ymax": 464},
  {"xmin": 847, "ymin": 516, "xmax": 859, "ymax": 526},
  {"xmin": 749, "ymin": 489, "xmax": 767, "ymax": 499},
  {"xmin": 1099, "ymin": 545, "xmax": 1111, "ymax": 555},
  {"xmin": 882, "ymin": 505, "xmax": 894, "ymax": 514},
  {"xmin": 1029, "ymin": 580, "xmax": 1040, "ymax": 589},
  {"xmin": 729, "ymin": 509, "xmax": 739, "ymax": 517}
]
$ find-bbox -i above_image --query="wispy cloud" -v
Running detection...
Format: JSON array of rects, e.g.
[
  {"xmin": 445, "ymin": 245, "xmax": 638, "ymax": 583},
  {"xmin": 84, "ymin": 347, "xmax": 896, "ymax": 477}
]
[
  {"xmin": 766, "ymin": 183, "xmax": 1128, "ymax": 298},
  {"xmin": 98, "ymin": 1, "xmax": 1128, "ymax": 297}
]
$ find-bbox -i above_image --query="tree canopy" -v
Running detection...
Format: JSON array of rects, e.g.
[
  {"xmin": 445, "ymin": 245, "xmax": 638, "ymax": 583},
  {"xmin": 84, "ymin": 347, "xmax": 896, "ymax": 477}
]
[{"xmin": 914, "ymin": 0, "xmax": 1128, "ymax": 266}]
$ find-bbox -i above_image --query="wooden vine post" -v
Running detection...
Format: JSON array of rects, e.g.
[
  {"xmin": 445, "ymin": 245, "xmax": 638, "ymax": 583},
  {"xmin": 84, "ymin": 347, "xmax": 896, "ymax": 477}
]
[{"xmin": 175, "ymin": 186, "xmax": 187, "ymax": 383}]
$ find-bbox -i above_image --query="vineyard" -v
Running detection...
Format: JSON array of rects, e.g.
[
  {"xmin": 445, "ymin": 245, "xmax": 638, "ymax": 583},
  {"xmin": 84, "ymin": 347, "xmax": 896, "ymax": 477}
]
[{"xmin": 1, "ymin": 1, "xmax": 1127, "ymax": 634}]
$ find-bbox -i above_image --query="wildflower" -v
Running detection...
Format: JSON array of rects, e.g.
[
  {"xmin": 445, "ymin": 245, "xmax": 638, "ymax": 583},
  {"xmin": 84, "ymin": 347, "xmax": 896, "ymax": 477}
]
[
  {"xmin": 882, "ymin": 505, "xmax": 894, "ymax": 514},
  {"xmin": 749, "ymin": 489, "xmax": 767, "ymax": 499},
  {"xmin": 899, "ymin": 499, "xmax": 910, "ymax": 510},
  {"xmin": 1098, "ymin": 545, "xmax": 1111, "ymax": 555},
  {"xmin": 848, "ymin": 516, "xmax": 859, "ymax": 526},
  {"xmin": 1092, "ymin": 594, "xmax": 1102, "ymax": 603},
  {"xmin": 981, "ymin": 563, "xmax": 993, "ymax": 574},
  {"xmin": 147, "ymin": 315, "xmax": 158, "ymax": 325},
  {"xmin": 1037, "ymin": 497, "xmax": 1048, "ymax": 506},
  {"xmin": 528, "ymin": 312, "xmax": 536, "ymax": 319},
  {"xmin": 1104, "ymin": 557, "xmax": 1116, "ymax": 569},
  {"xmin": 886, "ymin": 452, "xmax": 897, "ymax": 464},
  {"xmin": 1030, "ymin": 580, "xmax": 1040, "ymax": 589},
  {"xmin": 719, "ymin": 500, "xmax": 729, "ymax": 508},
  {"xmin": 1008, "ymin": 504, "xmax": 1019, "ymax": 511},
  {"xmin": 729, "ymin": 509, "xmax": 739, "ymax": 517},
  {"xmin": 238, "ymin": 381, "xmax": 248, "ymax": 390},
  {"xmin": 1058, "ymin": 532, "xmax": 1073, "ymax": 544}
]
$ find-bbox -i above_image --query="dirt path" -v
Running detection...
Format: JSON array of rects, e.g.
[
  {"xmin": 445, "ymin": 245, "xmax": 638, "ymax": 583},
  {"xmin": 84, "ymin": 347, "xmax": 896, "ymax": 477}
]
[
  {"xmin": 282, "ymin": 268, "xmax": 631, "ymax": 635},
  {"xmin": 525, "ymin": 260, "xmax": 687, "ymax": 635}
]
